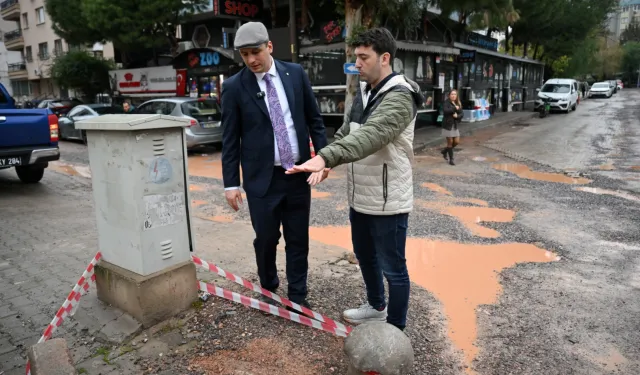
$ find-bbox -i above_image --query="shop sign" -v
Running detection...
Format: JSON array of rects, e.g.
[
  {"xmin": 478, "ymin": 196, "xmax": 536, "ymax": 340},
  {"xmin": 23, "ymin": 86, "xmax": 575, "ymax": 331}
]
[
  {"xmin": 320, "ymin": 21, "xmax": 345, "ymax": 44},
  {"xmin": 466, "ymin": 33, "xmax": 499, "ymax": 51},
  {"xmin": 458, "ymin": 50, "xmax": 476, "ymax": 63},
  {"xmin": 214, "ymin": 0, "xmax": 262, "ymax": 20},
  {"xmin": 439, "ymin": 54, "xmax": 456, "ymax": 63},
  {"xmin": 109, "ymin": 66, "xmax": 177, "ymax": 96}
]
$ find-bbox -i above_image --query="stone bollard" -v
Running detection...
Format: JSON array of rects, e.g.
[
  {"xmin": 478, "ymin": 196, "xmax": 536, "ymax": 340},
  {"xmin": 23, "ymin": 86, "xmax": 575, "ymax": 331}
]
[
  {"xmin": 344, "ymin": 321, "xmax": 414, "ymax": 375},
  {"xmin": 28, "ymin": 338, "xmax": 77, "ymax": 375}
]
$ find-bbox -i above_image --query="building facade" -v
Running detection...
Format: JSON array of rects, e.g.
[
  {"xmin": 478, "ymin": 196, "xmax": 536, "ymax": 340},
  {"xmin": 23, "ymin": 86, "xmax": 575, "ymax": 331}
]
[
  {"xmin": 0, "ymin": 0, "xmax": 115, "ymax": 102},
  {"xmin": 0, "ymin": 17, "xmax": 23, "ymax": 96},
  {"xmin": 608, "ymin": 0, "xmax": 640, "ymax": 40}
]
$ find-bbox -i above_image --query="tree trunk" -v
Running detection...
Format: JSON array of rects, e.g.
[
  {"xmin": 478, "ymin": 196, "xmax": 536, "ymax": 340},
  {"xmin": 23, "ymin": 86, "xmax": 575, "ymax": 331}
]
[
  {"xmin": 533, "ymin": 43, "xmax": 540, "ymax": 60},
  {"xmin": 343, "ymin": 1, "xmax": 364, "ymax": 124},
  {"xmin": 504, "ymin": 27, "xmax": 510, "ymax": 54},
  {"xmin": 301, "ymin": 0, "xmax": 309, "ymax": 31},
  {"xmin": 271, "ymin": 0, "xmax": 277, "ymax": 28},
  {"xmin": 523, "ymin": 41, "xmax": 529, "ymax": 58},
  {"xmin": 511, "ymin": 36, "xmax": 516, "ymax": 56}
]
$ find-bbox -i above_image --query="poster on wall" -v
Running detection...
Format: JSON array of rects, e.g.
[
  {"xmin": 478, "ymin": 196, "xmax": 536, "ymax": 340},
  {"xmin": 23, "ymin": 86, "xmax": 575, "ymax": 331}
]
[
  {"xmin": 109, "ymin": 66, "xmax": 177, "ymax": 97},
  {"xmin": 438, "ymin": 73, "xmax": 445, "ymax": 89}
]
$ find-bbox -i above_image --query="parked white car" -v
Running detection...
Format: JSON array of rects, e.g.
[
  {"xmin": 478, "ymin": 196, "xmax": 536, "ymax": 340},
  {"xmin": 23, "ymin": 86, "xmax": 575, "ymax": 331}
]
[
  {"xmin": 588, "ymin": 82, "xmax": 615, "ymax": 98},
  {"xmin": 535, "ymin": 79, "xmax": 579, "ymax": 113}
]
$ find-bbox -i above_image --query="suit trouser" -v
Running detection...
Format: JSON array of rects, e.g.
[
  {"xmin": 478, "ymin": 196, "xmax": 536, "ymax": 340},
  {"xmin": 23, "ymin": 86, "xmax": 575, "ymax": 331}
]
[{"xmin": 245, "ymin": 167, "xmax": 311, "ymax": 303}]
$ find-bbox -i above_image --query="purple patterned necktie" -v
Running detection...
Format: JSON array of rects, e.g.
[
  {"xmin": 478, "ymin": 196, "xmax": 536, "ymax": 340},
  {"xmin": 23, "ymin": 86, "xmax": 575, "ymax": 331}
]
[{"xmin": 263, "ymin": 74, "xmax": 295, "ymax": 170}]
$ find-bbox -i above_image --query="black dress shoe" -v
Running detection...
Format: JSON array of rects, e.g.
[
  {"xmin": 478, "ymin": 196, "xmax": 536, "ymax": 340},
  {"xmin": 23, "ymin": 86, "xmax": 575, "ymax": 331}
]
[{"xmin": 286, "ymin": 299, "xmax": 312, "ymax": 315}]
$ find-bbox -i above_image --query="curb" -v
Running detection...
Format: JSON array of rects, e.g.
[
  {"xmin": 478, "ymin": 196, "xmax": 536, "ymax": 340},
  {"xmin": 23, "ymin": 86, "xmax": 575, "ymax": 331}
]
[{"xmin": 412, "ymin": 112, "xmax": 538, "ymax": 153}]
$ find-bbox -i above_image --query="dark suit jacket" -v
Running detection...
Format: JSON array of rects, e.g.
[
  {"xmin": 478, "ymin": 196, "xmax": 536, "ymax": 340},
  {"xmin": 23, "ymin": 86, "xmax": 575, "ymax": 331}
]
[{"xmin": 221, "ymin": 59, "xmax": 328, "ymax": 197}]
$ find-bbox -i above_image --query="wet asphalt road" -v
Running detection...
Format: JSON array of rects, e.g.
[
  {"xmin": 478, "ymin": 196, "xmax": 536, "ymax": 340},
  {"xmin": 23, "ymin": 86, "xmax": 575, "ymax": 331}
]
[{"xmin": 51, "ymin": 90, "xmax": 640, "ymax": 374}]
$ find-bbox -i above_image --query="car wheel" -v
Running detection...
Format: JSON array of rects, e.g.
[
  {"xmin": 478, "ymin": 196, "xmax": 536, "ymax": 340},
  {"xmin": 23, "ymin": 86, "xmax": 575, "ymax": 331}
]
[{"xmin": 16, "ymin": 165, "xmax": 45, "ymax": 183}]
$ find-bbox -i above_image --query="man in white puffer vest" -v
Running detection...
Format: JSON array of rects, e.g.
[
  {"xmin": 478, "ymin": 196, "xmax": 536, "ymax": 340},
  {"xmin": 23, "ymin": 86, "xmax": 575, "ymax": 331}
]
[{"xmin": 287, "ymin": 27, "xmax": 423, "ymax": 331}]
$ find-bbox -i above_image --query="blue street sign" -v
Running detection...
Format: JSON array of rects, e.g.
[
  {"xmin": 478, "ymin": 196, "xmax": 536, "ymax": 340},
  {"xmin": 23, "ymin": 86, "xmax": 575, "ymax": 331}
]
[{"xmin": 344, "ymin": 63, "xmax": 359, "ymax": 74}]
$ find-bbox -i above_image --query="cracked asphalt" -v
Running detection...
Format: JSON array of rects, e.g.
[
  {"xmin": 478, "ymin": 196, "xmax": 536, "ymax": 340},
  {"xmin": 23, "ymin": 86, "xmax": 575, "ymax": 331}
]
[{"xmin": 1, "ymin": 90, "xmax": 639, "ymax": 375}]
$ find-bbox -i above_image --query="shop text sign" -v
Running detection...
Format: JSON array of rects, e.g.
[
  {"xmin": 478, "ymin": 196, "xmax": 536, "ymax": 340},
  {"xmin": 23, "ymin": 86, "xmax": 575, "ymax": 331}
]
[
  {"xmin": 109, "ymin": 66, "xmax": 177, "ymax": 96},
  {"xmin": 214, "ymin": 0, "xmax": 262, "ymax": 19},
  {"xmin": 466, "ymin": 33, "xmax": 499, "ymax": 51},
  {"xmin": 458, "ymin": 50, "xmax": 476, "ymax": 63}
]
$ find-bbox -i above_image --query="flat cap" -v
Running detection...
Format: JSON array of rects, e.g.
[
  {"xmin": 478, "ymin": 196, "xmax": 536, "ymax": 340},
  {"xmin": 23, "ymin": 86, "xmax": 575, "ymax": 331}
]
[{"xmin": 234, "ymin": 22, "xmax": 270, "ymax": 50}]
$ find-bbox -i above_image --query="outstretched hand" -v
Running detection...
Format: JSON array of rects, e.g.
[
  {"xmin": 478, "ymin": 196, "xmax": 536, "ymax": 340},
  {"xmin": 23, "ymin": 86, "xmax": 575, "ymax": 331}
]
[
  {"xmin": 285, "ymin": 155, "xmax": 326, "ymax": 174},
  {"xmin": 308, "ymin": 168, "xmax": 331, "ymax": 186}
]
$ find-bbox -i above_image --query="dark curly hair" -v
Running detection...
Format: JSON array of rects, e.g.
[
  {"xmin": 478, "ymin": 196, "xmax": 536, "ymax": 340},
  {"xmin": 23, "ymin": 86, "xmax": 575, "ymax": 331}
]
[{"xmin": 349, "ymin": 27, "xmax": 397, "ymax": 61}]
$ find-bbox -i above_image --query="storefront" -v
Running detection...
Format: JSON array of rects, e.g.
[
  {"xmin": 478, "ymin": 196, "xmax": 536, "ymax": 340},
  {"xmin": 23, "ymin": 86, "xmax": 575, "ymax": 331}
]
[
  {"xmin": 171, "ymin": 48, "xmax": 241, "ymax": 101},
  {"xmin": 454, "ymin": 32, "xmax": 544, "ymax": 112},
  {"xmin": 299, "ymin": 39, "xmax": 460, "ymax": 128},
  {"xmin": 108, "ymin": 66, "xmax": 178, "ymax": 106}
]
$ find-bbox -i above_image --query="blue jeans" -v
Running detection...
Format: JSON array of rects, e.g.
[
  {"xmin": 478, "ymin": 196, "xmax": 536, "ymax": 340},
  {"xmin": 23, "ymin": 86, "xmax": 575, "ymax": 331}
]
[{"xmin": 349, "ymin": 208, "xmax": 410, "ymax": 329}]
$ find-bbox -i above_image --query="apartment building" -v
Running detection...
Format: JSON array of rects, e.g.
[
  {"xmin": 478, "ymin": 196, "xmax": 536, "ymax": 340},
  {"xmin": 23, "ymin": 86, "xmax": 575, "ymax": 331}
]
[
  {"xmin": 0, "ymin": 0, "xmax": 115, "ymax": 102},
  {"xmin": 608, "ymin": 0, "xmax": 640, "ymax": 40},
  {"xmin": 0, "ymin": 17, "xmax": 23, "ymax": 96}
]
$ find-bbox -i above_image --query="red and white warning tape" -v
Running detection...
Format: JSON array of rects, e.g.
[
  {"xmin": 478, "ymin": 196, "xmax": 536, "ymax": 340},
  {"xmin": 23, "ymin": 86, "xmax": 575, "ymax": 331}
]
[
  {"xmin": 25, "ymin": 252, "xmax": 102, "ymax": 375},
  {"xmin": 191, "ymin": 255, "xmax": 351, "ymax": 335},
  {"xmin": 199, "ymin": 281, "xmax": 348, "ymax": 337},
  {"xmin": 309, "ymin": 137, "xmax": 316, "ymax": 158}
]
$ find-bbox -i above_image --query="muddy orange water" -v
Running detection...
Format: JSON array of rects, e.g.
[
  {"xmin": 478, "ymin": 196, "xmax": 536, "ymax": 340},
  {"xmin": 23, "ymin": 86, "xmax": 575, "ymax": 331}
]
[
  {"xmin": 189, "ymin": 184, "xmax": 205, "ymax": 192},
  {"xmin": 492, "ymin": 163, "xmax": 591, "ymax": 184},
  {"xmin": 421, "ymin": 203, "xmax": 515, "ymax": 238},
  {"xmin": 188, "ymin": 155, "xmax": 224, "ymax": 180},
  {"xmin": 311, "ymin": 189, "xmax": 332, "ymax": 199},
  {"xmin": 422, "ymin": 182, "xmax": 453, "ymax": 196},
  {"xmin": 630, "ymin": 166, "xmax": 640, "ymax": 170},
  {"xmin": 191, "ymin": 200, "xmax": 207, "ymax": 207},
  {"xmin": 598, "ymin": 164, "xmax": 616, "ymax": 171},
  {"xmin": 309, "ymin": 226, "xmax": 557, "ymax": 370}
]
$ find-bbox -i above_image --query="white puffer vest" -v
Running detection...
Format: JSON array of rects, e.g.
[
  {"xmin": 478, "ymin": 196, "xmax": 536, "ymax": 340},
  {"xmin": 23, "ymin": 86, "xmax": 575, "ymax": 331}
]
[{"xmin": 347, "ymin": 75, "xmax": 417, "ymax": 215}]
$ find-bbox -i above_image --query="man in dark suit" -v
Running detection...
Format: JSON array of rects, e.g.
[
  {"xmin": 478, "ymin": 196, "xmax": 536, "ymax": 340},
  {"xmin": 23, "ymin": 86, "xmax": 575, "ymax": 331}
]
[{"xmin": 221, "ymin": 22, "xmax": 328, "ymax": 308}]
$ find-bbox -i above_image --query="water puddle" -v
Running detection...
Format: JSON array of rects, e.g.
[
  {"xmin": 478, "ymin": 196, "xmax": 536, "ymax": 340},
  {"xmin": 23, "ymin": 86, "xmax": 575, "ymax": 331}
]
[
  {"xmin": 308, "ymin": 226, "xmax": 558, "ymax": 370},
  {"xmin": 189, "ymin": 184, "xmax": 205, "ymax": 192},
  {"xmin": 188, "ymin": 155, "xmax": 224, "ymax": 180},
  {"xmin": 492, "ymin": 164, "xmax": 591, "ymax": 184},
  {"xmin": 595, "ymin": 348, "xmax": 628, "ymax": 372},
  {"xmin": 311, "ymin": 189, "xmax": 332, "ymax": 199},
  {"xmin": 574, "ymin": 187, "xmax": 640, "ymax": 203},
  {"xmin": 191, "ymin": 200, "xmax": 207, "ymax": 207},
  {"xmin": 49, "ymin": 162, "xmax": 92, "ymax": 179},
  {"xmin": 420, "ymin": 201, "xmax": 515, "ymax": 238},
  {"xmin": 422, "ymin": 183, "xmax": 453, "ymax": 196},
  {"xmin": 630, "ymin": 166, "xmax": 640, "ymax": 171},
  {"xmin": 597, "ymin": 164, "xmax": 616, "ymax": 171}
]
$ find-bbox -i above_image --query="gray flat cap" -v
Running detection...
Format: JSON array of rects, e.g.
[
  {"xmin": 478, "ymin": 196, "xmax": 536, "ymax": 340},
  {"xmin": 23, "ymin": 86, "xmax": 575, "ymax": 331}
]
[{"xmin": 234, "ymin": 22, "xmax": 270, "ymax": 50}]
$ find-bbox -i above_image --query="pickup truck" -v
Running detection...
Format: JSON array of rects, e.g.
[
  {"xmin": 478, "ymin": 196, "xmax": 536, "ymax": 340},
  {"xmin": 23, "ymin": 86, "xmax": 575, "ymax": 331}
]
[{"xmin": 0, "ymin": 84, "xmax": 60, "ymax": 183}]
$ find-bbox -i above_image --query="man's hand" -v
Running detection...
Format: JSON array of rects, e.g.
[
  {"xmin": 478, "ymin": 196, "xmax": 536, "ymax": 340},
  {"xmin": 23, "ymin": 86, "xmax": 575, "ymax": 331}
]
[
  {"xmin": 453, "ymin": 113, "xmax": 458, "ymax": 118},
  {"xmin": 225, "ymin": 189, "xmax": 243, "ymax": 211},
  {"xmin": 286, "ymin": 155, "xmax": 326, "ymax": 174},
  {"xmin": 308, "ymin": 168, "xmax": 330, "ymax": 186}
]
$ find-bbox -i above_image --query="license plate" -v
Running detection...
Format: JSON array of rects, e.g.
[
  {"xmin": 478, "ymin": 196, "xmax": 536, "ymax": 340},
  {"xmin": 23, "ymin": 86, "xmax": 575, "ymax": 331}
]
[
  {"xmin": 0, "ymin": 157, "xmax": 22, "ymax": 166},
  {"xmin": 201, "ymin": 122, "xmax": 220, "ymax": 128}
]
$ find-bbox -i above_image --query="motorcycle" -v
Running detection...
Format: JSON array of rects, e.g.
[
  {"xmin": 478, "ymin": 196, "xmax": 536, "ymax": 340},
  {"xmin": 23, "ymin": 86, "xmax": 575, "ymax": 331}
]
[{"xmin": 538, "ymin": 95, "xmax": 551, "ymax": 118}]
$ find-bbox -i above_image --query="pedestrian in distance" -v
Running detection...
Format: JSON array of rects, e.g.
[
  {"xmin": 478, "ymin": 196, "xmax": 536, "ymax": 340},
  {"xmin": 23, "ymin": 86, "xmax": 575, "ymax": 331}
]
[
  {"xmin": 220, "ymin": 21, "xmax": 328, "ymax": 310},
  {"xmin": 286, "ymin": 27, "xmax": 423, "ymax": 331},
  {"xmin": 440, "ymin": 90, "xmax": 464, "ymax": 165},
  {"xmin": 123, "ymin": 101, "xmax": 135, "ymax": 113}
]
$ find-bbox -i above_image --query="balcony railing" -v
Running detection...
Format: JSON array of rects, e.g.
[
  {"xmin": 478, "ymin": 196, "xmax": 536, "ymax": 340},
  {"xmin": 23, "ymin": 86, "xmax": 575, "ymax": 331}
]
[
  {"xmin": 8, "ymin": 62, "xmax": 26, "ymax": 72},
  {"xmin": 0, "ymin": 0, "xmax": 19, "ymax": 11},
  {"xmin": 25, "ymin": 54, "xmax": 32, "ymax": 62},
  {"xmin": 4, "ymin": 29, "xmax": 21, "ymax": 42}
]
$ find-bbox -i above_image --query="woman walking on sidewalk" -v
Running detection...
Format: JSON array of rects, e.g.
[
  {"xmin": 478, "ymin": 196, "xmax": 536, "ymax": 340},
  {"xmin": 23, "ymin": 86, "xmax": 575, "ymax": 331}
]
[{"xmin": 440, "ymin": 90, "xmax": 464, "ymax": 165}]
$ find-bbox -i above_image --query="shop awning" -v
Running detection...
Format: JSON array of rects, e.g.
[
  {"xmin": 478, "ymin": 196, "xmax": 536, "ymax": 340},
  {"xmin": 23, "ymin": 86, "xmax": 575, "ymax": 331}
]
[
  {"xmin": 396, "ymin": 41, "xmax": 459, "ymax": 55},
  {"xmin": 454, "ymin": 43, "xmax": 544, "ymax": 65},
  {"xmin": 300, "ymin": 41, "xmax": 459, "ymax": 55},
  {"xmin": 300, "ymin": 42, "xmax": 346, "ymax": 55}
]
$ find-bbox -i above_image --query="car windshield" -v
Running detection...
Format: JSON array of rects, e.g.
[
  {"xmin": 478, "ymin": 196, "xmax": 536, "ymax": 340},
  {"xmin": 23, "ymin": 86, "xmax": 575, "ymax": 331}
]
[
  {"xmin": 541, "ymin": 84, "xmax": 571, "ymax": 93},
  {"xmin": 93, "ymin": 106, "xmax": 125, "ymax": 115},
  {"xmin": 181, "ymin": 99, "xmax": 221, "ymax": 120},
  {"xmin": 593, "ymin": 83, "xmax": 609, "ymax": 88}
]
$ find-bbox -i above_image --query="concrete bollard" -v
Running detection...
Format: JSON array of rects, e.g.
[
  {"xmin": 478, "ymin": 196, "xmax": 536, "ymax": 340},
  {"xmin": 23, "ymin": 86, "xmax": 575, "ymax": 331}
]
[
  {"xmin": 344, "ymin": 321, "xmax": 414, "ymax": 375},
  {"xmin": 27, "ymin": 338, "xmax": 77, "ymax": 375}
]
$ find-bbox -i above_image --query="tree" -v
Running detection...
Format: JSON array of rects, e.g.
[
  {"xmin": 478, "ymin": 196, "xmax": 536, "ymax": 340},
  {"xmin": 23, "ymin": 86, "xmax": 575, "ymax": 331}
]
[
  {"xmin": 49, "ymin": 51, "xmax": 115, "ymax": 102},
  {"xmin": 621, "ymin": 41, "xmax": 640, "ymax": 85},
  {"xmin": 621, "ymin": 18, "xmax": 640, "ymax": 44},
  {"xmin": 46, "ymin": 0, "xmax": 106, "ymax": 45},
  {"xmin": 47, "ymin": 0, "xmax": 207, "ymax": 60}
]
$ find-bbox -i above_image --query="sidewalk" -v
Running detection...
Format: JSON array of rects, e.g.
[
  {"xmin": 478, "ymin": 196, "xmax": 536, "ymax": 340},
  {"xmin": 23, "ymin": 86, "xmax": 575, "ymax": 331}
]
[{"xmin": 412, "ymin": 111, "xmax": 537, "ymax": 152}]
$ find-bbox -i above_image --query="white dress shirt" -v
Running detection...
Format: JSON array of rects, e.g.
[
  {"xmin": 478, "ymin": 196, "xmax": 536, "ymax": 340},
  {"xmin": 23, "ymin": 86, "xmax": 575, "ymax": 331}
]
[{"xmin": 225, "ymin": 58, "xmax": 300, "ymax": 191}]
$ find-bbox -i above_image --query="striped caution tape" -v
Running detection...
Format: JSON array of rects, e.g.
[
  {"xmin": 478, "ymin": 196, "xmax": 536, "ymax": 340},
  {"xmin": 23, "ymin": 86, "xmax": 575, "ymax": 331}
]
[
  {"xmin": 191, "ymin": 255, "xmax": 351, "ymax": 335},
  {"xmin": 25, "ymin": 252, "xmax": 102, "ymax": 375},
  {"xmin": 198, "ymin": 281, "xmax": 348, "ymax": 338}
]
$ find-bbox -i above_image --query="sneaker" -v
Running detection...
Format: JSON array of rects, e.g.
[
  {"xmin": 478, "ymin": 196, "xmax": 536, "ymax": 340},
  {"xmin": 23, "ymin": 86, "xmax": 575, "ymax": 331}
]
[{"xmin": 343, "ymin": 303, "xmax": 388, "ymax": 325}]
